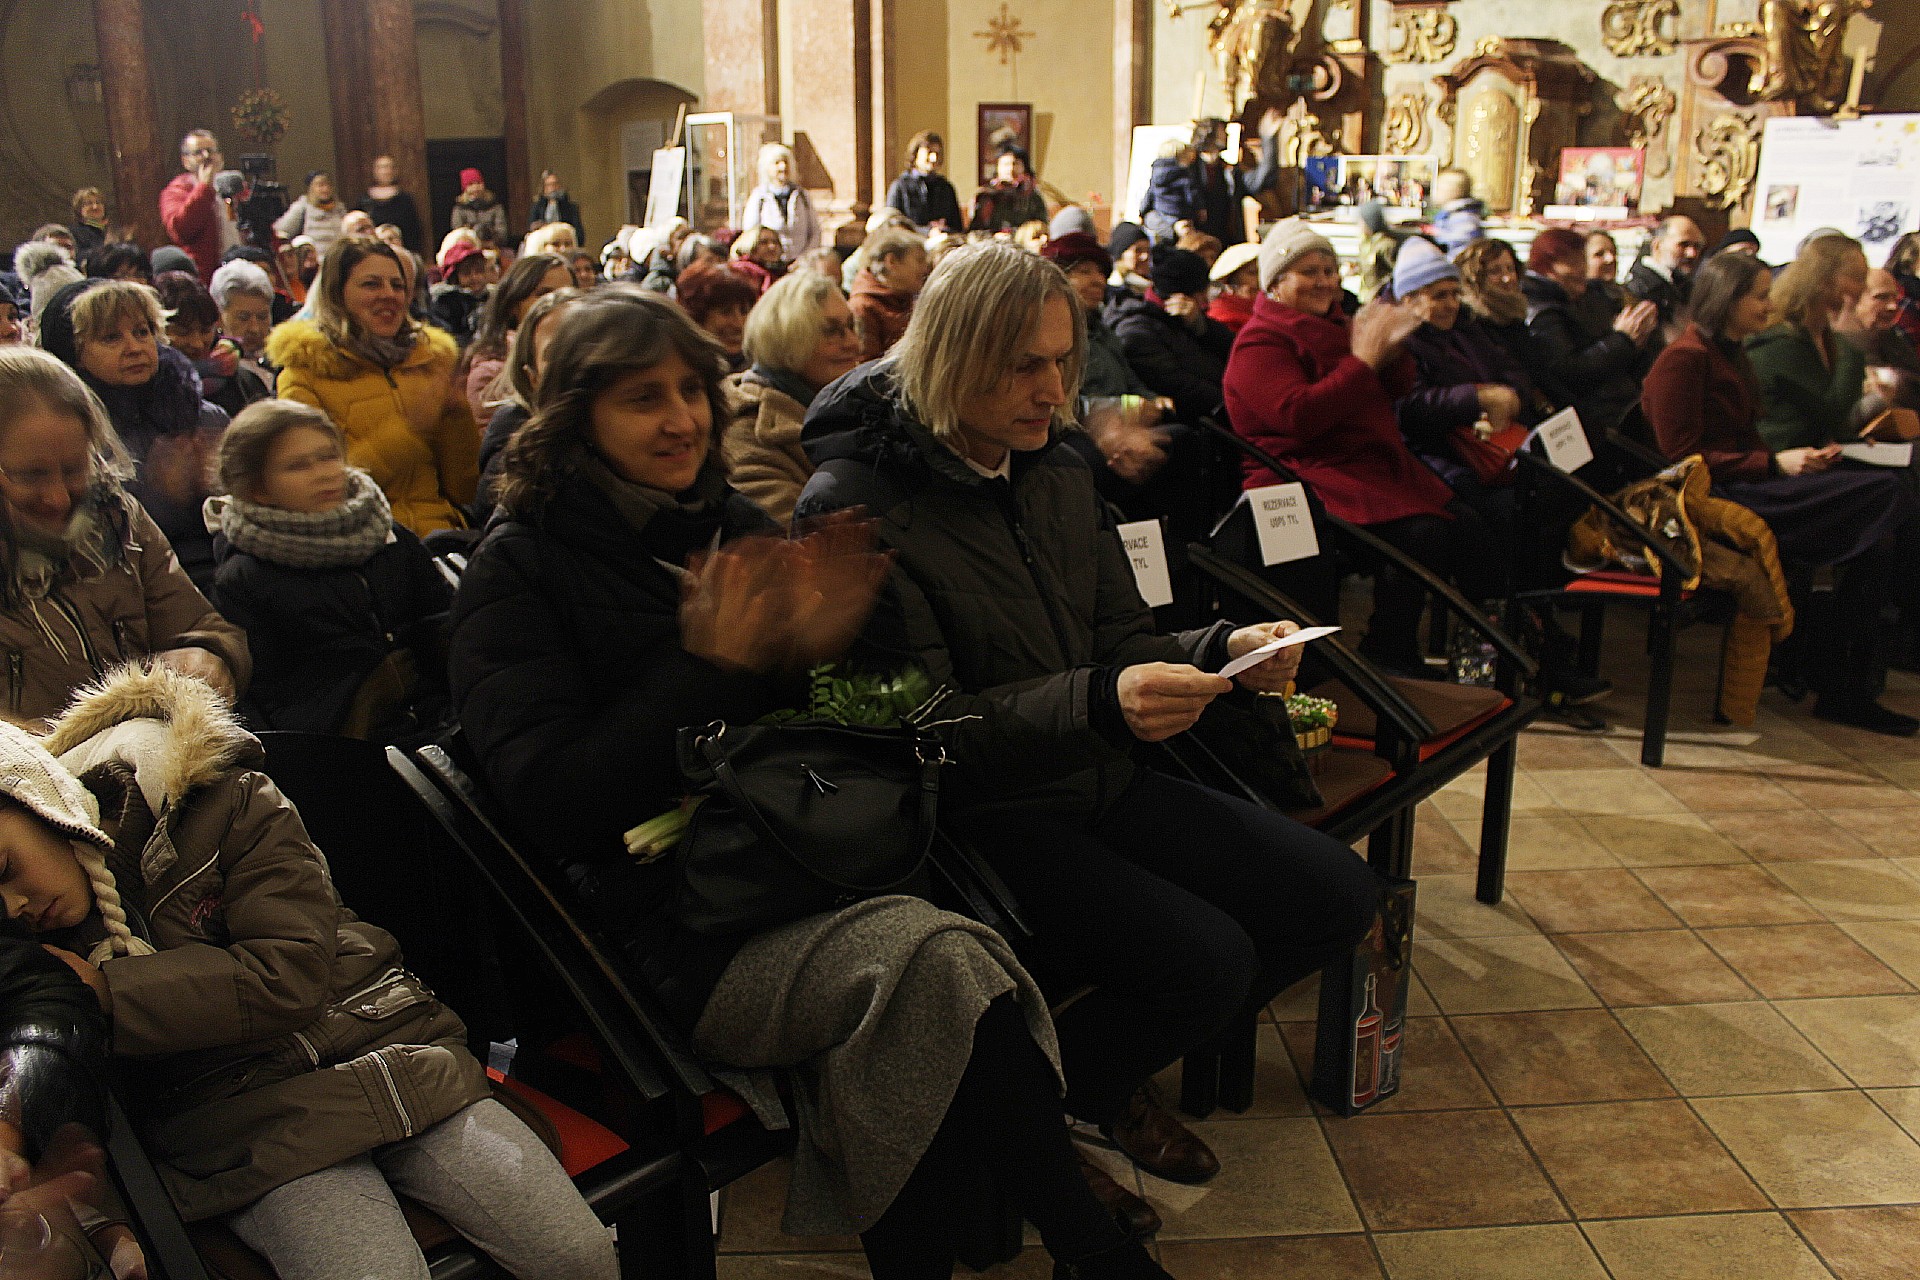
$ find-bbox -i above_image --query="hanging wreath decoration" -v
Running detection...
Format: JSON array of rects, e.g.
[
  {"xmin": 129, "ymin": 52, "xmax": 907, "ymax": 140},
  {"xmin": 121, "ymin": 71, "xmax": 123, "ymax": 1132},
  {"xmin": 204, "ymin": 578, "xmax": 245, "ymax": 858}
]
[{"xmin": 232, "ymin": 88, "xmax": 289, "ymax": 148}]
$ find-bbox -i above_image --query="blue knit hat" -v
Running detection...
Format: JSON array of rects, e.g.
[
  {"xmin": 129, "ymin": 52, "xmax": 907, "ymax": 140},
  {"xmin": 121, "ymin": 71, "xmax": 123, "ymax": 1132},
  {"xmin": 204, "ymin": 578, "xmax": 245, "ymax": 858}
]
[{"xmin": 1393, "ymin": 235, "xmax": 1458, "ymax": 300}]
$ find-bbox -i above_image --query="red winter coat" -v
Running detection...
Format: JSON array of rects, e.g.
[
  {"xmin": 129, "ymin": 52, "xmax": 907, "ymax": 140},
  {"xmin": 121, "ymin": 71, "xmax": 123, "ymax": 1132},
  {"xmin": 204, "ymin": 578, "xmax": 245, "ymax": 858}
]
[
  {"xmin": 1222, "ymin": 293, "xmax": 1454, "ymax": 525},
  {"xmin": 159, "ymin": 174, "xmax": 223, "ymax": 284},
  {"xmin": 1642, "ymin": 323, "xmax": 1771, "ymax": 482}
]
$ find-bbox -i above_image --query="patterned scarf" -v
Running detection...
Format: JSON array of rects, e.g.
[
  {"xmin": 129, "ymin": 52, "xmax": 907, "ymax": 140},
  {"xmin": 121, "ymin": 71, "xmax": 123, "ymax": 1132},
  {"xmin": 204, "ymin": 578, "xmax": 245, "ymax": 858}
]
[{"xmin": 203, "ymin": 468, "xmax": 394, "ymax": 570}]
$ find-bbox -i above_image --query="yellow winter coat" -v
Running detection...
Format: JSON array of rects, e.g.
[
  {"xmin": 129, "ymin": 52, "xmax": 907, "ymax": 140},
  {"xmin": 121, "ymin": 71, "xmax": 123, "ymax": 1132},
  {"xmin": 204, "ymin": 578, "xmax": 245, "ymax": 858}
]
[{"xmin": 264, "ymin": 321, "xmax": 477, "ymax": 536}]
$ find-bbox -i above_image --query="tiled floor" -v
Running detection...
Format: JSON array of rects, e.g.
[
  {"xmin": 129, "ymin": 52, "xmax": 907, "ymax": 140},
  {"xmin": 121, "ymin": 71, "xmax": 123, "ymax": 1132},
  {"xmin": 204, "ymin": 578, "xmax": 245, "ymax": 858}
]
[{"xmin": 715, "ymin": 626, "xmax": 1920, "ymax": 1278}]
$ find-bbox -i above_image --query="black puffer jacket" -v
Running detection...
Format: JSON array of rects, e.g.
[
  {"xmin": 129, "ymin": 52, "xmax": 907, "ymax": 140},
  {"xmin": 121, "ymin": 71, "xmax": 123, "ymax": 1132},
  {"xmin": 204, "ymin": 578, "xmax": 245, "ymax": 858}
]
[
  {"xmin": 1103, "ymin": 294, "xmax": 1234, "ymax": 423},
  {"xmin": 210, "ymin": 526, "xmax": 451, "ymax": 737},
  {"xmin": 449, "ymin": 468, "xmax": 780, "ymax": 1025},
  {"xmin": 884, "ymin": 170, "xmax": 965, "ymax": 231},
  {"xmin": 1522, "ymin": 272, "xmax": 1645, "ymax": 436},
  {"xmin": 793, "ymin": 364, "xmax": 1231, "ymax": 823},
  {"xmin": 0, "ymin": 936, "xmax": 109, "ymax": 1158}
]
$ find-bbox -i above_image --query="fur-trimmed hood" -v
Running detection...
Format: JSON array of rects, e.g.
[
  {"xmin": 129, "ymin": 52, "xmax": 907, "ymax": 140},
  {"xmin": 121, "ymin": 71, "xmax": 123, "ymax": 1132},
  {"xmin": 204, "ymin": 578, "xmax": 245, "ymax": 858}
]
[
  {"xmin": 44, "ymin": 664, "xmax": 260, "ymax": 821},
  {"xmin": 264, "ymin": 317, "xmax": 457, "ymax": 383}
]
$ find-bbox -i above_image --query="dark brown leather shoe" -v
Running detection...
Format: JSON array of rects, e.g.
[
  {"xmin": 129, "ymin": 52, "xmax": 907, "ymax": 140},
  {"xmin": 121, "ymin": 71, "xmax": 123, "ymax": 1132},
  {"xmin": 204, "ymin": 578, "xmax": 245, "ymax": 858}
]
[
  {"xmin": 1100, "ymin": 1085, "xmax": 1221, "ymax": 1185},
  {"xmin": 1075, "ymin": 1147, "xmax": 1161, "ymax": 1239}
]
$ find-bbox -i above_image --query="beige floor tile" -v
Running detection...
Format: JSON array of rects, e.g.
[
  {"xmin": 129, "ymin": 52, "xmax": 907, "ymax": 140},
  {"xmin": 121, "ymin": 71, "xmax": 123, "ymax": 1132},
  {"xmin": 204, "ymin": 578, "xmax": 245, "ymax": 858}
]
[
  {"xmin": 1766, "ymin": 859, "xmax": 1920, "ymax": 921},
  {"xmin": 1788, "ymin": 1206, "xmax": 1920, "ymax": 1280},
  {"xmin": 1504, "ymin": 869, "xmax": 1685, "ymax": 934},
  {"xmin": 1582, "ymin": 1212, "xmax": 1836, "ymax": 1280},
  {"xmin": 1373, "ymin": 1223, "xmax": 1608, "ymax": 1279},
  {"xmin": 1615, "ymin": 1002, "xmax": 1851, "ymax": 1095},
  {"xmin": 1824, "ymin": 807, "xmax": 1920, "ymax": 856},
  {"xmin": 1429, "ymin": 770, "xmax": 1554, "ymax": 821},
  {"xmin": 1404, "ymin": 874, "xmax": 1539, "ymax": 940},
  {"xmin": 1412, "ymin": 936, "xmax": 1600, "ymax": 1015},
  {"xmin": 1321, "ymin": 1110, "xmax": 1566, "ymax": 1231},
  {"xmin": 1869, "ymin": 1087, "xmax": 1920, "ymax": 1142},
  {"xmin": 1654, "ymin": 769, "xmax": 1807, "ymax": 813},
  {"xmin": 1156, "ymin": 1234, "xmax": 1384, "ymax": 1278},
  {"xmin": 1707, "ymin": 809, "xmax": 1879, "ymax": 862},
  {"xmin": 1694, "ymin": 1090, "xmax": 1920, "ymax": 1207},
  {"xmin": 719, "ymin": 1159, "xmax": 861, "ymax": 1254},
  {"xmin": 1577, "ymin": 811, "xmax": 1750, "ymax": 866},
  {"xmin": 1511, "ymin": 1099, "xmax": 1768, "ymax": 1218},
  {"xmin": 1518, "ymin": 732, "xmax": 1640, "ymax": 771},
  {"xmin": 1776, "ymin": 773, "xmax": 1920, "ymax": 810},
  {"xmin": 1776, "ymin": 995, "xmax": 1920, "ymax": 1088},
  {"xmin": 1411, "ymin": 814, "xmax": 1478, "ymax": 875},
  {"xmin": 1155, "ymin": 1018, "xmax": 1315, "ymax": 1118},
  {"xmin": 1634, "ymin": 864, "xmax": 1824, "ymax": 927},
  {"xmin": 1450, "ymin": 1010, "xmax": 1673, "ymax": 1106},
  {"xmin": 1144, "ymin": 1116, "xmax": 1361, "ymax": 1239},
  {"xmin": 1865, "ymin": 758, "xmax": 1920, "ymax": 791},
  {"xmin": 1527, "ymin": 768, "xmax": 1686, "ymax": 814},
  {"xmin": 1456, "ymin": 814, "xmax": 1621, "ymax": 872},
  {"xmin": 1552, "ymin": 930, "xmax": 1757, "ymax": 1006},
  {"xmin": 717, "ymin": 1255, "xmax": 880, "ymax": 1278},
  {"xmin": 1841, "ymin": 920, "xmax": 1920, "ymax": 984},
  {"xmin": 1278, "ymin": 1017, "xmax": 1496, "ymax": 1114},
  {"xmin": 1699, "ymin": 924, "xmax": 1914, "ymax": 999}
]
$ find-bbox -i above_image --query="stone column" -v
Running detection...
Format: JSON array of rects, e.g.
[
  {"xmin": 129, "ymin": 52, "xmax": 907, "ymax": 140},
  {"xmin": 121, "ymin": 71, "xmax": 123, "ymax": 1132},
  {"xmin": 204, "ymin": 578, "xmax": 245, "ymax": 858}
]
[
  {"xmin": 786, "ymin": 0, "xmax": 873, "ymax": 217},
  {"xmin": 869, "ymin": 0, "xmax": 897, "ymax": 202},
  {"xmin": 499, "ymin": 0, "xmax": 531, "ymax": 232},
  {"xmin": 363, "ymin": 0, "xmax": 433, "ymax": 241},
  {"xmin": 1114, "ymin": 0, "xmax": 1151, "ymax": 219},
  {"xmin": 90, "ymin": 0, "xmax": 168, "ymax": 247},
  {"xmin": 319, "ymin": 0, "xmax": 372, "ymax": 201}
]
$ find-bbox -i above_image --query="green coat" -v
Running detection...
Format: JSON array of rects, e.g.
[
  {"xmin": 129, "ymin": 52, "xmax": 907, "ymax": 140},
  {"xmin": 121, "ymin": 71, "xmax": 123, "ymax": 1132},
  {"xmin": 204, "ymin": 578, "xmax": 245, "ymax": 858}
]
[{"xmin": 1744, "ymin": 322, "xmax": 1867, "ymax": 451}]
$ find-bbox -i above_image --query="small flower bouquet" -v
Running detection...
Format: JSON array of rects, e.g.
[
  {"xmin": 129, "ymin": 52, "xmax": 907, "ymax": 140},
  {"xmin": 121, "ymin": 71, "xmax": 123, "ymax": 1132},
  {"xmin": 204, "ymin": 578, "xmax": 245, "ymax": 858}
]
[{"xmin": 1284, "ymin": 692, "xmax": 1339, "ymax": 772}]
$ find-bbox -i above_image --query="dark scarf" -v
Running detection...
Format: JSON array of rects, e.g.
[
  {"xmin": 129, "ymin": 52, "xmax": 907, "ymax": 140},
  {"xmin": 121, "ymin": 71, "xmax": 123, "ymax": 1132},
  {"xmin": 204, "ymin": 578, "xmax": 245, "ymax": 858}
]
[
  {"xmin": 748, "ymin": 362, "xmax": 817, "ymax": 410},
  {"xmin": 203, "ymin": 468, "xmax": 394, "ymax": 570},
  {"xmin": 335, "ymin": 320, "xmax": 418, "ymax": 373},
  {"xmin": 578, "ymin": 452, "xmax": 732, "ymax": 569},
  {"xmin": 80, "ymin": 345, "xmax": 203, "ymax": 458}
]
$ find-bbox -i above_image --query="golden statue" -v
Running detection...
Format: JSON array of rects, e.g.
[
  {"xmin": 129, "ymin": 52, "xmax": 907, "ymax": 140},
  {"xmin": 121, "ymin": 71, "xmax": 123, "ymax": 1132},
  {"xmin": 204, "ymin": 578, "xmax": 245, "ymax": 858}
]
[
  {"xmin": 1209, "ymin": 0, "xmax": 1308, "ymax": 118},
  {"xmin": 1758, "ymin": 0, "xmax": 1873, "ymax": 114}
]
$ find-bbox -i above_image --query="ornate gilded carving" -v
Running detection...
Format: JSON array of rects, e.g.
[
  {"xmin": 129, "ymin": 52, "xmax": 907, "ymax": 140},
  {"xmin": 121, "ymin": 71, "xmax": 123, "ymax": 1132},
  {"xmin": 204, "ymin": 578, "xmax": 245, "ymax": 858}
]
[
  {"xmin": 1601, "ymin": 0, "xmax": 1679, "ymax": 58},
  {"xmin": 1460, "ymin": 87, "xmax": 1520, "ymax": 213},
  {"xmin": 1383, "ymin": 91, "xmax": 1430, "ymax": 155},
  {"xmin": 1384, "ymin": 7, "xmax": 1458, "ymax": 65},
  {"xmin": 1209, "ymin": 0, "xmax": 1311, "ymax": 116},
  {"xmin": 1617, "ymin": 75, "xmax": 1677, "ymax": 177},
  {"xmin": 1717, "ymin": 21, "xmax": 1761, "ymax": 37},
  {"xmin": 1693, "ymin": 111, "xmax": 1761, "ymax": 211},
  {"xmin": 1278, "ymin": 98, "xmax": 1336, "ymax": 166},
  {"xmin": 1474, "ymin": 37, "xmax": 1507, "ymax": 59},
  {"xmin": 1756, "ymin": 0, "xmax": 1874, "ymax": 114}
]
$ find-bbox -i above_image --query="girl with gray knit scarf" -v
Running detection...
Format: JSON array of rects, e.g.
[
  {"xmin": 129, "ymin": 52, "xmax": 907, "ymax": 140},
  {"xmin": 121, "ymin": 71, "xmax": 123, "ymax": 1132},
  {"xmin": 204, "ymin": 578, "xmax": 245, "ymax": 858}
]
[{"xmin": 203, "ymin": 399, "xmax": 450, "ymax": 739}]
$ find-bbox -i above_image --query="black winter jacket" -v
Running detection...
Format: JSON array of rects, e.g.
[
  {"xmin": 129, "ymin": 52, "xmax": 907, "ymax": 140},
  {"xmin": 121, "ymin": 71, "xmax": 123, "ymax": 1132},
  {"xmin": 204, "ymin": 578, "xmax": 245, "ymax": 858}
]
[
  {"xmin": 211, "ymin": 526, "xmax": 450, "ymax": 737},
  {"xmin": 1103, "ymin": 294, "xmax": 1234, "ymax": 423},
  {"xmin": 794, "ymin": 364, "xmax": 1230, "ymax": 823},
  {"xmin": 0, "ymin": 936, "xmax": 109, "ymax": 1158},
  {"xmin": 1522, "ymin": 272, "xmax": 1646, "ymax": 436},
  {"xmin": 449, "ymin": 470, "xmax": 780, "ymax": 1025},
  {"xmin": 885, "ymin": 170, "xmax": 965, "ymax": 231}
]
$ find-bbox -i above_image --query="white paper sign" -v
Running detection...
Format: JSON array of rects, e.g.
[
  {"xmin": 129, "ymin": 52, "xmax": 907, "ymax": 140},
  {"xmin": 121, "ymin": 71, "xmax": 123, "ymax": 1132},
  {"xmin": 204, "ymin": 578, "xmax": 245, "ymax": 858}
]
[
  {"xmin": 1531, "ymin": 408, "xmax": 1594, "ymax": 473},
  {"xmin": 1116, "ymin": 520, "xmax": 1174, "ymax": 609},
  {"xmin": 1248, "ymin": 483, "xmax": 1320, "ymax": 566},
  {"xmin": 644, "ymin": 147, "xmax": 686, "ymax": 230},
  {"xmin": 1840, "ymin": 440, "xmax": 1914, "ymax": 467},
  {"xmin": 1218, "ymin": 625, "xmax": 1342, "ymax": 679}
]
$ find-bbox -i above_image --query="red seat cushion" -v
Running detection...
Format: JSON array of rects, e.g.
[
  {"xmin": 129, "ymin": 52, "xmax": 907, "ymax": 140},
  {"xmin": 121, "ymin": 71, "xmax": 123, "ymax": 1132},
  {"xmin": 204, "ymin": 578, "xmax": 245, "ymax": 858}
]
[
  {"xmin": 534, "ymin": 1031, "xmax": 753, "ymax": 1136},
  {"xmin": 488, "ymin": 1068, "xmax": 631, "ymax": 1176},
  {"xmin": 1561, "ymin": 569, "xmax": 1691, "ymax": 600},
  {"xmin": 1312, "ymin": 677, "xmax": 1513, "ymax": 762}
]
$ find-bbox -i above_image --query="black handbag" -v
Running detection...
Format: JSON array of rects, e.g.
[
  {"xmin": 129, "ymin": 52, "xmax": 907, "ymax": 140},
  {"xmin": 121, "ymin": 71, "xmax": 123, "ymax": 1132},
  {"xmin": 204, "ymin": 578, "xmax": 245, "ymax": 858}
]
[
  {"xmin": 1177, "ymin": 687, "xmax": 1325, "ymax": 811},
  {"xmin": 673, "ymin": 719, "xmax": 944, "ymax": 936}
]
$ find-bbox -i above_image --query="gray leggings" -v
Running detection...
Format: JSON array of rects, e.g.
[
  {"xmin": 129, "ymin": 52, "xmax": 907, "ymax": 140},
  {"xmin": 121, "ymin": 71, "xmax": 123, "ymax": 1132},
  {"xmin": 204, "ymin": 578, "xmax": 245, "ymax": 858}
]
[{"xmin": 226, "ymin": 1099, "xmax": 618, "ymax": 1280}]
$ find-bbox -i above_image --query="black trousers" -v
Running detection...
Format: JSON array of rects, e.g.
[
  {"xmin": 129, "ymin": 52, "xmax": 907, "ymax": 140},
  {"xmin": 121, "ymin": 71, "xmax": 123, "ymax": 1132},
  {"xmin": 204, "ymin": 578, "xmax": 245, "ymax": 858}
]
[
  {"xmin": 1361, "ymin": 500, "xmax": 1505, "ymax": 670},
  {"xmin": 953, "ymin": 769, "xmax": 1377, "ymax": 1125}
]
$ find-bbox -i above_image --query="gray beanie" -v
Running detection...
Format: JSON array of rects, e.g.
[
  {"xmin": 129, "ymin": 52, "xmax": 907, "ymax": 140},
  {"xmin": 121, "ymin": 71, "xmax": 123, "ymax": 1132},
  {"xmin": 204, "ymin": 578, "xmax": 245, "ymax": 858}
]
[
  {"xmin": 1257, "ymin": 218, "xmax": 1337, "ymax": 292},
  {"xmin": 13, "ymin": 242, "xmax": 82, "ymax": 338},
  {"xmin": 1050, "ymin": 206, "xmax": 1096, "ymax": 239},
  {"xmin": 1392, "ymin": 236, "xmax": 1459, "ymax": 301}
]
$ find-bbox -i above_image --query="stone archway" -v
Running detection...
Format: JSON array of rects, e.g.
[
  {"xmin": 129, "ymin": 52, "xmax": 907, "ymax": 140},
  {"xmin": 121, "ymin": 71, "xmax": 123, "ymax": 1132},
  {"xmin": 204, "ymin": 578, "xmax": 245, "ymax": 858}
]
[{"xmin": 576, "ymin": 77, "xmax": 698, "ymax": 235}]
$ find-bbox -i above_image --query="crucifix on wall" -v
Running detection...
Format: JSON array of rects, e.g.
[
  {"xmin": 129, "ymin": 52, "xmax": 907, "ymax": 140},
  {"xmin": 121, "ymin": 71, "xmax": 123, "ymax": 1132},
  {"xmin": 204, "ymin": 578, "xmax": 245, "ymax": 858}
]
[{"xmin": 973, "ymin": 2, "xmax": 1034, "ymax": 93}]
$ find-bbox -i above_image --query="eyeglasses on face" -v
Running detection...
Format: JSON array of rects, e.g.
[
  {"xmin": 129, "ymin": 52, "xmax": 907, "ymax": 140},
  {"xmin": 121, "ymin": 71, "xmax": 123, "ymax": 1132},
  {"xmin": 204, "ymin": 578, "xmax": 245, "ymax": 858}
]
[{"xmin": 0, "ymin": 461, "xmax": 92, "ymax": 494}]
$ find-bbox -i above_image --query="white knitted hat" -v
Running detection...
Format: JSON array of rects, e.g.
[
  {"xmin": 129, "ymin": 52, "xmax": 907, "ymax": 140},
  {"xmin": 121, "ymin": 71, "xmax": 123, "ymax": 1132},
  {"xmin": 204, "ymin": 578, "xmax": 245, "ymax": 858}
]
[{"xmin": 1257, "ymin": 217, "xmax": 1337, "ymax": 292}]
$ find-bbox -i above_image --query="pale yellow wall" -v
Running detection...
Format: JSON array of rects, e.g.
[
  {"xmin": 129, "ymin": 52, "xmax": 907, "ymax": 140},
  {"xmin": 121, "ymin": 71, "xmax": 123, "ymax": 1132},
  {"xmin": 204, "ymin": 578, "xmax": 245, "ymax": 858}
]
[
  {"xmin": 943, "ymin": 0, "xmax": 1115, "ymax": 215},
  {"xmin": 523, "ymin": 0, "xmax": 704, "ymax": 241},
  {"xmin": 891, "ymin": 0, "xmax": 951, "ymax": 182},
  {"xmin": 418, "ymin": 0, "xmax": 506, "ymax": 141},
  {"xmin": 0, "ymin": 0, "xmax": 112, "ymax": 242},
  {"xmin": 257, "ymin": 0, "xmax": 337, "ymax": 194}
]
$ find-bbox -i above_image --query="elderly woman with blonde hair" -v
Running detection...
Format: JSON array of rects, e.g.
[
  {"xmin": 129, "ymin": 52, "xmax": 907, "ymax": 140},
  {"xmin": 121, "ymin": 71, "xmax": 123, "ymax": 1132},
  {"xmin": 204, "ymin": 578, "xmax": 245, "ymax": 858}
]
[
  {"xmin": 741, "ymin": 142, "xmax": 820, "ymax": 260},
  {"xmin": 722, "ymin": 271, "xmax": 863, "ymax": 523}
]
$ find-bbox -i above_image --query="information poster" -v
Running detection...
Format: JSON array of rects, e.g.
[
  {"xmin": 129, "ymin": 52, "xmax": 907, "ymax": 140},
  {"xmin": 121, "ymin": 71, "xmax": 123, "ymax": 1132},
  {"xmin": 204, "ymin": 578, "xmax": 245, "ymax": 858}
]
[
  {"xmin": 1751, "ymin": 114, "xmax": 1920, "ymax": 267},
  {"xmin": 643, "ymin": 147, "xmax": 686, "ymax": 231}
]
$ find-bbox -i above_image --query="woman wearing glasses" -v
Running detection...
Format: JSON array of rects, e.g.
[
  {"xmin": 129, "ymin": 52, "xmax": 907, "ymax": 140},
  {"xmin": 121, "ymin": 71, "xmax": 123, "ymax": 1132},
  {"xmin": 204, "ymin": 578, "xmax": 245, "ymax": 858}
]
[
  {"xmin": 721, "ymin": 271, "xmax": 864, "ymax": 523},
  {"xmin": 0, "ymin": 348, "xmax": 249, "ymax": 723}
]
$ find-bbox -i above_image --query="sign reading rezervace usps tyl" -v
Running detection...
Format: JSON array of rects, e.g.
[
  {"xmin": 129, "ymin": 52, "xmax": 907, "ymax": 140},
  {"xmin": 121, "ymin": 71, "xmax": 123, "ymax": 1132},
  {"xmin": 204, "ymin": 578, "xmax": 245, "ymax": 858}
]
[
  {"xmin": 1116, "ymin": 520, "xmax": 1175, "ymax": 608},
  {"xmin": 1532, "ymin": 408, "xmax": 1594, "ymax": 474},
  {"xmin": 1248, "ymin": 483, "xmax": 1320, "ymax": 566}
]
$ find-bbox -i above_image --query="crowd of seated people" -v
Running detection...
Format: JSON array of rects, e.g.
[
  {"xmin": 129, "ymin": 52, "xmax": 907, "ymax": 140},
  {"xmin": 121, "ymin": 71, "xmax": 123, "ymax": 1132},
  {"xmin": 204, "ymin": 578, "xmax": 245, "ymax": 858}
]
[{"xmin": 5, "ymin": 109, "xmax": 1920, "ymax": 1280}]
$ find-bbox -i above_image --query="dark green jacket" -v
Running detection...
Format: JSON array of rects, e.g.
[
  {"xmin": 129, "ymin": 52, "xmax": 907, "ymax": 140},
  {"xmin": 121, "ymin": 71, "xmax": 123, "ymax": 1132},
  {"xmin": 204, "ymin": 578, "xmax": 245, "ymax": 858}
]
[
  {"xmin": 1745, "ymin": 322, "xmax": 1867, "ymax": 451},
  {"xmin": 793, "ymin": 364, "xmax": 1230, "ymax": 822}
]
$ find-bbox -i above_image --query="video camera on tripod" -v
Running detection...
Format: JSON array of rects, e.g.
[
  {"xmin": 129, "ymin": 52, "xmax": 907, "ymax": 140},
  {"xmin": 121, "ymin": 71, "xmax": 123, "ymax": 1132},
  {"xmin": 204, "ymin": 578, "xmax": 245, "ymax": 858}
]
[{"xmin": 230, "ymin": 153, "xmax": 288, "ymax": 250}]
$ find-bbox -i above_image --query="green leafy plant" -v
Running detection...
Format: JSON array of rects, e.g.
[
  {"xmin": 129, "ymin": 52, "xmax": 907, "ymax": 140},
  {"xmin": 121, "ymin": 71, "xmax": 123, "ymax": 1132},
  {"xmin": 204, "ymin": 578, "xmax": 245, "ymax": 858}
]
[
  {"xmin": 1284, "ymin": 692, "xmax": 1338, "ymax": 734},
  {"xmin": 623, "ymin": 664, "xmax": 938, "ymax": 860}
]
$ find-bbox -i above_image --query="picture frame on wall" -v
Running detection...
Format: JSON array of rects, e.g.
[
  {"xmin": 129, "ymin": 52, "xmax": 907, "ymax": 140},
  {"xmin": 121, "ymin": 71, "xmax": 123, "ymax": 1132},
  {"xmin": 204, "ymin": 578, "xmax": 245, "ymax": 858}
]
[{"xmin": 977, "ymin": 103, "xmax": 1033, "ymax": 185}]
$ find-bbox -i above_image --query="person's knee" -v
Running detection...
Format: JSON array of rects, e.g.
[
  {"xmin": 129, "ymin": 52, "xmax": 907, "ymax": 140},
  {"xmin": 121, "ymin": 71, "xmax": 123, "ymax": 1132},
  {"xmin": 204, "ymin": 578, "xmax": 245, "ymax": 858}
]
[{"xmin": 522, "ymin": 1223, "xmax": 618, "ymax": 1280}]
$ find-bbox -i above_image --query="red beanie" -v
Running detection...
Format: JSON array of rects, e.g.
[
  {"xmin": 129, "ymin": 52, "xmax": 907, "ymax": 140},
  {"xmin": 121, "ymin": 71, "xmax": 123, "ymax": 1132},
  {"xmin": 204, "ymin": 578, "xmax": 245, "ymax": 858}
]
[{"xmin": 459, "ymin": 168, "xmax": 484, "ymax": 190}]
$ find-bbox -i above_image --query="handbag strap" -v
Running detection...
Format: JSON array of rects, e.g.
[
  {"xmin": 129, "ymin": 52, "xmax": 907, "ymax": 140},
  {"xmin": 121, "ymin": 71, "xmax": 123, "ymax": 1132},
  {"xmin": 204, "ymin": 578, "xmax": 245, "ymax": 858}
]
[{"xmin": 700, "ymin": 733, "xmax": 942, "ymax": 894}]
